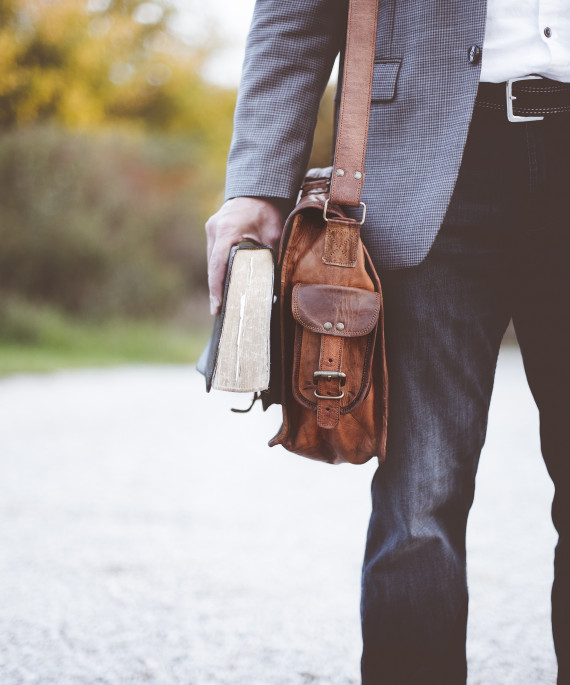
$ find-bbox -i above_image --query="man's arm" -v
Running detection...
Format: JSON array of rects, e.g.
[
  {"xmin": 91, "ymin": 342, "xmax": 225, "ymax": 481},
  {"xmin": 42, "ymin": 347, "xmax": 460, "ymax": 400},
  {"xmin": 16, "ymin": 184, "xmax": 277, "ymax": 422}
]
[{"xmin": 206, "ymin": 0, "xmax": 348, "ymax": 314}]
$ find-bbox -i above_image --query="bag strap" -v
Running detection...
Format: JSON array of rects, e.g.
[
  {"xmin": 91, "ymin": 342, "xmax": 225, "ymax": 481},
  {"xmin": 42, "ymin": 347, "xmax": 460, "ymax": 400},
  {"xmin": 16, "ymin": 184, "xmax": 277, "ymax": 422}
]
[{"xmin": 329, "ymin": 0, "xmax": 379, "ymax": 208}]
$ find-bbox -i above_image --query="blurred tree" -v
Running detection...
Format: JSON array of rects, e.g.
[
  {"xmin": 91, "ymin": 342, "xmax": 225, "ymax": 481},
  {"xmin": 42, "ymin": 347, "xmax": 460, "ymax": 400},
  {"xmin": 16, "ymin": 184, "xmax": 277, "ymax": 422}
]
[
  {"xmin": 0, "ymin": 0, "xmax": 239, "ymax": 254},
  {"xmin": 0, "ymin": 126, "xmax": 209, "ymax": 317},
  {"xmin": 0, "ymin": 0, "xmax": 234, "ymax": 141},
  {"xmin": 0, "ymin": 0, "xmax": 338, "ymax": 327}
]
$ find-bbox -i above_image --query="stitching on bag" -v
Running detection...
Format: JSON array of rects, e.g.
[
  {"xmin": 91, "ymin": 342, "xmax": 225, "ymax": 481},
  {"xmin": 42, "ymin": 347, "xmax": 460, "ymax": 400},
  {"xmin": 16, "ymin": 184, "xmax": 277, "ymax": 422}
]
[
  {"xmin": 290, "ymin": 308, "xmax": 378, "ymax": 414},
  {"xmin": 292, "ymin": 332, "xmax": 375, "ymax": 414},
  {"xmin": 292, "ymin": 288, "xmax": 381, "ymax": 336}
]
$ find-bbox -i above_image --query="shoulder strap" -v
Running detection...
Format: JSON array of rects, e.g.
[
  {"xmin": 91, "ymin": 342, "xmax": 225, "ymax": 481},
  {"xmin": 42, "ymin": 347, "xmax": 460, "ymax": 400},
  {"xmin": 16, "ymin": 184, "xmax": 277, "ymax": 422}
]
[{"xmin": 329, "ymin": 0, "xmax": 379, "ymax": 208}]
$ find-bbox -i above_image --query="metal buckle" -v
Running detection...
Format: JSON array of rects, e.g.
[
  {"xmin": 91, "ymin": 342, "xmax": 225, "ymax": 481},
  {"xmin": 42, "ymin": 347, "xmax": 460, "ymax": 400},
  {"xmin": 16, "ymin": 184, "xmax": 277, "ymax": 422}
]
[
  {"xmin": 506, "ymin": 76, "xmax": 545, "ymax": 123},
  {"xmin": 323, "ymin": 198, "xmax": 366, "ymax": 225},
  {"xmin": 314, "ymin": 389, "xmax": 344, "ymax": 400},
  {"xmin": 313, "ymin": 370, "xmax": 346, "ymax": 400},
  {"xmin": 313, "ymin": 370, "xmax": 346, "ymax": 386}
]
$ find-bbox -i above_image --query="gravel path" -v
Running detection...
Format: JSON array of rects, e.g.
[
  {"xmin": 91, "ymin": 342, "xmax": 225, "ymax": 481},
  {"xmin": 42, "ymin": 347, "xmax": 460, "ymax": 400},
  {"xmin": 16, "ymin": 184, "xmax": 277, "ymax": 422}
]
[{"xmin": 0, "ymin": 346, "xmax": 557, "ymax": 684}]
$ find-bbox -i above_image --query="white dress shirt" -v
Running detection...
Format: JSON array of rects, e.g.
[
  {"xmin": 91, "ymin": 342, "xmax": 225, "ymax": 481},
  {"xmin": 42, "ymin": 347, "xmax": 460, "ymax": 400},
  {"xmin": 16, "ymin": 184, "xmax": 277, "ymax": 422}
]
[{"xmin": 481, "ymin": 0, "xmax": 570, "ymax": 82}]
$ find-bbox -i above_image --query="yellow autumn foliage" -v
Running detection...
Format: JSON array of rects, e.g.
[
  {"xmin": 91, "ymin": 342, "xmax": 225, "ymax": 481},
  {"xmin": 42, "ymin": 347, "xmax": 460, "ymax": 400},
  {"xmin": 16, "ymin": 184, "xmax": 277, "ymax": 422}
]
[
  {"xmin": 0, "ymin": 0, "xmax": 336, "ymax": 329},
  {"xmin": 0, "ymin": 0, "xmax": 236, "ymax": 142}
]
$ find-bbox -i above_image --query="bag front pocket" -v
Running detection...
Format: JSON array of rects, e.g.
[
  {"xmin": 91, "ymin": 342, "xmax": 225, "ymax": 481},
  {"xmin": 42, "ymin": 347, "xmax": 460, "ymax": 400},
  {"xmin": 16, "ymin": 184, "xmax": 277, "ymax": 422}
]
[{"xmin": 291, "ymin": 283, "xmax": 380, "ymax": 424}]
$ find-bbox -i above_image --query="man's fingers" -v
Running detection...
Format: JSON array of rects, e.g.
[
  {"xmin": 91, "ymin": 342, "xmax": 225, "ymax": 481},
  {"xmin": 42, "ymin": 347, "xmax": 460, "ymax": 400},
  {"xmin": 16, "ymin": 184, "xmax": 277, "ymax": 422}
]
[{"xmin": 205, "ymin": 214, "xmax": 221, "ymax": 265}]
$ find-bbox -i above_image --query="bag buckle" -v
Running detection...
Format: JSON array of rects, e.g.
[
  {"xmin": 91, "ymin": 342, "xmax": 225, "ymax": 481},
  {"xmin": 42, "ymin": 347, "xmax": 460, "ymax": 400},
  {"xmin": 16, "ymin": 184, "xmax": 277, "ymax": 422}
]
[
  {"xmin": 313, "ymin": 370, "xmax": 346, "ymax": 386},
  {"xmin": 314, "ymin": 389, "xmax": 345, "ymax": 400},
  {"xmin": 506, "ymin": 76, "xmax": 545, "ymax": 122},
  {"xmin": 313, "ymin": 370, "xmax": 346, "ymax": 399},
  {"xmin": 323, "ymin": 198, "xmax": 366, "ymax": 225}
]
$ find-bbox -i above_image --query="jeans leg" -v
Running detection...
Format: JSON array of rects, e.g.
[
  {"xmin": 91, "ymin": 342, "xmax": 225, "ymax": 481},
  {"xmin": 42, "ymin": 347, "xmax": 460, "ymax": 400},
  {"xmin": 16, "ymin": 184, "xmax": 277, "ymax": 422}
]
[
  {"xmin": 513, "ymin": 255, "xmax": 570, "ymax": 685},
  {"xmin": 361, "ymin": 247, "xmax": 510, "ymax": 684},
  {"xmin": 510, "ymin": 117, "xmax": 570, "ymax": 685},
  {"xmin": 361, "ymin": 108, "xmax": 518, "ymax": 685}
]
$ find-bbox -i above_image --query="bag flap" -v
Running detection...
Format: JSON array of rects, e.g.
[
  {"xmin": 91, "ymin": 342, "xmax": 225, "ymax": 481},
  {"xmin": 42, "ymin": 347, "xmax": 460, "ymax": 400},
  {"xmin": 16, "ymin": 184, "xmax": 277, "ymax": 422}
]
[{"xmin": 292, "ymin": 283, "xmax": 380, "ymax": 337}]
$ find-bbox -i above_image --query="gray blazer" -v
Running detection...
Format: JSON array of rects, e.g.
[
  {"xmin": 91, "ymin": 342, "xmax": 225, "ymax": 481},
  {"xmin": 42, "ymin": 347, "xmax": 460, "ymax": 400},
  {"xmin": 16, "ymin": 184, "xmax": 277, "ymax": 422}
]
[{"xmin": 225, "ymin": 0, "xmax": 487, "ymax": 269}]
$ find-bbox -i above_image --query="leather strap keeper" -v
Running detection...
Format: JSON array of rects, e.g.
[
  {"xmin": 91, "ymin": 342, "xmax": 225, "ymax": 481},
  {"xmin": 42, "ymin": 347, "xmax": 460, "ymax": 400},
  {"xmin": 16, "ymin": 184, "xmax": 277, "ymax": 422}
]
[{"xmin": 323, "ymin": 218, "xmax": 360, "ymax": 267}]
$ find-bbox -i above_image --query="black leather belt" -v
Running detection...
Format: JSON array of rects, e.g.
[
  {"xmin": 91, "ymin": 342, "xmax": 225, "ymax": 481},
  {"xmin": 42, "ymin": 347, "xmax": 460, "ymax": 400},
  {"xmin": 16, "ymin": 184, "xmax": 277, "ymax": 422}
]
[{"xmin": 476, "ymin": 75, "xmax": 570, "ymax": 122}]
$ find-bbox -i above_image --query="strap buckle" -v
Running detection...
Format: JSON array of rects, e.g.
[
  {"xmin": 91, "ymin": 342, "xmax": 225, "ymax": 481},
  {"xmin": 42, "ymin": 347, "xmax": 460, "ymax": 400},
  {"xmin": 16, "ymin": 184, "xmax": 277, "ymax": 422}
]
[
  {"xmin": 323, "ymin": 198, "xmax": 366, "ymax": 225},
  {"xmin": 313, "ymin": 370, "xmax": 346, "ymax": 400},
  {"xmin": 313, "ymin": 370, "xmax": 346, "ymax": 386},
  {"xmin": 314, "ymin": 389, "xmax": 345, "ymax": 400},
  {"xmin": 506, "ymin": 76, "xmax": 545, "ymax": 123}
]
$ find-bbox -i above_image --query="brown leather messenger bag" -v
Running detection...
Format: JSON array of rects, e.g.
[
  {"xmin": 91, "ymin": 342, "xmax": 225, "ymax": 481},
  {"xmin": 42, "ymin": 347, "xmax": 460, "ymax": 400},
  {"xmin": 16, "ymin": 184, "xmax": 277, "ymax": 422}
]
[{"xmin": 264, "ymin": 0, "xmax": 388, "ymax": 465}]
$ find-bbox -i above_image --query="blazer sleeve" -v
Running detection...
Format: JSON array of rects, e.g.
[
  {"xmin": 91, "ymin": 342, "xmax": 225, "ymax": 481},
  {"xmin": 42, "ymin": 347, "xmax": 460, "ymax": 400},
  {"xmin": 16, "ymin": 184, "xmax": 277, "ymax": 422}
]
[{"xmin": 224, "ymin": 0, "xmax": 349, "ymax": 202}]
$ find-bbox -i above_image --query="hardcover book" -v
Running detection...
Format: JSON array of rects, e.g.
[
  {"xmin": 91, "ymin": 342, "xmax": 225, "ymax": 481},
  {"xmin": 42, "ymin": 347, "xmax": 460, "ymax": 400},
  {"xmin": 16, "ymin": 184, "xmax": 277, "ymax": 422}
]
[{"xmin": 197, "ymin": 244, "xmax": 274, "ymax": 393}]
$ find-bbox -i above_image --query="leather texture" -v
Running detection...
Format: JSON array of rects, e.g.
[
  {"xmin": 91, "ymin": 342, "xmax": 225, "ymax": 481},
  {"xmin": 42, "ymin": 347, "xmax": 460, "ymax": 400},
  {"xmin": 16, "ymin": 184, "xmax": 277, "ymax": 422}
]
[
  {"xmin": 329, "ymin": 0, "xmax": 379, "ymax": 206},
  {"xmin": 292, "ymin": 284, "xmax": 380, "ymax": 337},
  {"xmin": 261, "ymin": 0, "xmax": 387, "ymax": 465},
  {"xmin": 323, "ymin": 219, "xmax": 360, "ymax": 267},
  {"xmin": 476, "ymin": 78, "xmax": 570, "ymax": 116},
  {"xmin": 269, "ymin": 170, "xmax": 388, "ymax": 465}
]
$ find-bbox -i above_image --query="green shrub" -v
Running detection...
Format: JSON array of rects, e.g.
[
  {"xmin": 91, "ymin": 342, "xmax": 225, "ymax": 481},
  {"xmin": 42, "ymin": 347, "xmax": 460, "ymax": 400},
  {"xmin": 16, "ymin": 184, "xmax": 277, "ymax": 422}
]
[
  {"xmin": 0, "ymin": 126, "xmax": 210, "ymax": 318},
  {"xmin": 0, "ymin": 294, "xmax": 210, "ymax": 373},
  {"xmin": 0, "ymin": 296, "xmax": 72, "ymax": 345}
]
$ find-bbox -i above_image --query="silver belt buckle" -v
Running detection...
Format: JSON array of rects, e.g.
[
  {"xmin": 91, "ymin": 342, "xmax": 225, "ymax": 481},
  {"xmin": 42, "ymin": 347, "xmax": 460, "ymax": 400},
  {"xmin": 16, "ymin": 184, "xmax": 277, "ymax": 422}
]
[{"xmin": 506, "ymin": 75, "xmax": 545, "ymax": 122}]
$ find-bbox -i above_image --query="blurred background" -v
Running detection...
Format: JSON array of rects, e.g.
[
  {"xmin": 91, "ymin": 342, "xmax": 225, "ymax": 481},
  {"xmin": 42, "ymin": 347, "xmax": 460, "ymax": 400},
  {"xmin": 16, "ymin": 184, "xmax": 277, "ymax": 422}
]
[
  {"xmin": 0, "ymin": 0, "xmax": 335, "ymax": 375},
  {"xmin": 0, "ymin": 3, "xmax": 556, "ymax": 684}
]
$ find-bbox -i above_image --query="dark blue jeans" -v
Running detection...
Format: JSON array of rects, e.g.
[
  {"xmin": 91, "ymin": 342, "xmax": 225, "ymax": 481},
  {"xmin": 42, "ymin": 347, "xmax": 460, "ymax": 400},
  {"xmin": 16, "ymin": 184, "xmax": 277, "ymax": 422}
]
[{"xmin": 361, "ymin": 103, "xmax": 570, "ymax": 684}]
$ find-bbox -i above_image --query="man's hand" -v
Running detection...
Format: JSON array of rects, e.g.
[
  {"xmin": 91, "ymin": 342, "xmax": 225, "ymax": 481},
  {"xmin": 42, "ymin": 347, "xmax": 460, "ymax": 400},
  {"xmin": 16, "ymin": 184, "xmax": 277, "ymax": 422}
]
[{"xmin": 205, "ymin": 197, "xmax": 286, "ymax": 315}]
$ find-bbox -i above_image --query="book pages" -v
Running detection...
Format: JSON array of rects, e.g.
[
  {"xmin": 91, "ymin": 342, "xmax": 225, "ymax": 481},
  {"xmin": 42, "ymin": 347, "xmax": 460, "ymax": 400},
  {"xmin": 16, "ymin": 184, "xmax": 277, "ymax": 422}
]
[{"xmin": 212, "ymin": 248, "xmax": 273, "ymax": 392}]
